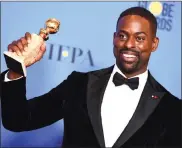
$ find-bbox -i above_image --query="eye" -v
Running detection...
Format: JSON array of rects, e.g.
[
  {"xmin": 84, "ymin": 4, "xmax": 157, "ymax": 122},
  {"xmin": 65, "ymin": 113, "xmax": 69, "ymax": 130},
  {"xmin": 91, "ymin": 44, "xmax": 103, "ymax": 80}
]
[
  {"xmin": 136, "ymin": 36, "xmax": 145, "ymax": 42},
  {"xmin": 118, "ymin": 34, "xmax": 127, "ymax": 40}
]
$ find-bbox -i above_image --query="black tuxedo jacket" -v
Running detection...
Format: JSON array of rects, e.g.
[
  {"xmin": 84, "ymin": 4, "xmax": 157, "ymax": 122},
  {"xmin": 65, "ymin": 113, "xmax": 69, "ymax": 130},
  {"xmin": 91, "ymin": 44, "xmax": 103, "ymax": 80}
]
[{"xmin": 1, "ymin": 66, "xmax": 181, "ymax": 148}]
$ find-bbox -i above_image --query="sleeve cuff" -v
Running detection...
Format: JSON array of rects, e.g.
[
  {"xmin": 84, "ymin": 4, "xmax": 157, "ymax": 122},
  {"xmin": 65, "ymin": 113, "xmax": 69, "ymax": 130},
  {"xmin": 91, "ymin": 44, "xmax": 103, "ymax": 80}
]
[{"xmin": 4, "ymin": 71, "xmax": 24, "ymax": 82}]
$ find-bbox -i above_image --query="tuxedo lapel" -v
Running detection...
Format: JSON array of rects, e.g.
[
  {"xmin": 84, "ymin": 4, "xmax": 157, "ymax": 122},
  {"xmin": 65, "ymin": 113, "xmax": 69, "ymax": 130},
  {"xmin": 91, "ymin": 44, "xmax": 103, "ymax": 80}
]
[
  {"xmin": 87, "ymin": 66, "xmax": 114, "ymax": 148},
  {"xmin": 113, "ymin": 71, "xmax": 166, "ymax": 148}
]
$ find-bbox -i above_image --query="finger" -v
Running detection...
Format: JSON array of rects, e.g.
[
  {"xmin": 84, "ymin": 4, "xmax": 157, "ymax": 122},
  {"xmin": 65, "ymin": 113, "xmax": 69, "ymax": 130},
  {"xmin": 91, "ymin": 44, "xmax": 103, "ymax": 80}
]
[
  {"xmin": 8, "ymin": 44, "xmax": 13, "ymax": 52},
  {"xmin": 11, "ymin": 40, "xmax": 23, "ymax": 55},
  {"xmin": 25, "ymin": 32, "xmax": 31, "ymax": 43},
  {"xmin": 35, "ymin": 42, "xmax": 46, "ymax": 61},
  {"xmin": 8, "ymin": 48, "xmax": 13, "ymax": 52},
  {"xmin": 20, "ymin": 37, "xmax": 28, "ymax": 50},
  {"xmin": 8, "ymin": 41, "xmax": 17, "ymax": 52},
  {"xmin": 16, "ymin": 39, "xmax": 24, "ymax": 52},
  {"xmin": 8, "ymin": 44, "xmax": 22, "ymax": 56},
  {"xmin": 40, "ymin": 42, "xmax": 46, "ymax": 53}
]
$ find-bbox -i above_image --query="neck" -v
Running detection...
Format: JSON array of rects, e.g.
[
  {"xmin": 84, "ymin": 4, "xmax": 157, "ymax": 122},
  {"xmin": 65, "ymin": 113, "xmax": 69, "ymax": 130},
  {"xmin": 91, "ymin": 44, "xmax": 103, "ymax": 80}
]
[
  {"xmin": 116, "ymin": 64, "xmax": 147, "ymax": 78},
  {"xmin": 122, "ymin": 69, "xmax": 147, "ymax": 78}
]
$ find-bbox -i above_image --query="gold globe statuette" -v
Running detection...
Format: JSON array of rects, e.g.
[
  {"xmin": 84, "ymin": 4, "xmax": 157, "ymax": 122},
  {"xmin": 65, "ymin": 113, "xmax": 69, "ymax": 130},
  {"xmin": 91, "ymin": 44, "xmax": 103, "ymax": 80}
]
[
  {"xmin": 3, "ymin": 18, "xmax": 60, "ymax": 77},
  {"xmin": 39, "ymin": 18, "xmax": 60, "ymax": 40}
]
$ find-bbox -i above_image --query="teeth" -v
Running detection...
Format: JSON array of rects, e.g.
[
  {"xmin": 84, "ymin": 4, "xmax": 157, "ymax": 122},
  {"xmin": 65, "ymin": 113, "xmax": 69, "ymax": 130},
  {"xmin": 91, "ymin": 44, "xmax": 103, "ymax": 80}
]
[{"xmin": 123, "ymin": 54, "xmax": 136, "ymax": 58}]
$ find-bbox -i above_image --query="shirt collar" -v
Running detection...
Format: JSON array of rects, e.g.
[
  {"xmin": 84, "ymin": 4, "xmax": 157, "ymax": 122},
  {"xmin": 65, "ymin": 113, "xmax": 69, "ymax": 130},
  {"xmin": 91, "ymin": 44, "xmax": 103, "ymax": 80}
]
[{"xmin": 111, "ymin": 64, "xmax": 148, "ymax": 89}]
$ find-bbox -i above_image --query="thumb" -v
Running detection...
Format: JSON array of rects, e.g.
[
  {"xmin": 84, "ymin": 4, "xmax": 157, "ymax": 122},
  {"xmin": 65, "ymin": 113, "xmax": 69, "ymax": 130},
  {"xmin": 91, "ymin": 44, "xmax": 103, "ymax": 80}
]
[
  {"xmin": 35, "ymin": 42, "xmax": 46, "ymax": 62},
  {"xmin": 40, "ymin": 42, "xmax": 46, "ymax": 53}
]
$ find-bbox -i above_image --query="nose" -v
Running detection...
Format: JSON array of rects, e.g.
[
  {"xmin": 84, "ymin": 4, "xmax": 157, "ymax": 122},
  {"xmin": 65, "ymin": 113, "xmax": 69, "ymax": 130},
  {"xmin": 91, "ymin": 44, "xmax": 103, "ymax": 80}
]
[{"xmin": 124, "ymin": 37, "xmax": 135, "ymax": 49}]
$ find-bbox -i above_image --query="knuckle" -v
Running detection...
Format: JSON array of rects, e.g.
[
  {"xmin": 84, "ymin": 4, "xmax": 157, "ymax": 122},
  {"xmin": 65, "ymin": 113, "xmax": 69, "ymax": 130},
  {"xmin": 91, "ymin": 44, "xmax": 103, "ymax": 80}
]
[
  {"xmin": 21, "ymin": 38, "xmax": 26, "ymax": 43},
  {"xmin": 12, "ymin": 45, "xmax": 18, "ymax": 50},
  {"xmin": 17, "ymin": 40, "xmax": 21, "ymax": 45},
  {"xmin": 8, "ymin": 44, "xmax": 11, "ymax": 48},
  {"xmin": 20, "ymin": 37, "xmax": 25, "ymax": 41},
  {"xmin": 9, "ymin": 45, "xmax": 15, "ymax": 50},
  {"xmin": 17, "ymin": 38, "xmax": 22, "ymax": 42},
  {"xmin": 12, "ymin": 40, "xmax": 17, "ymax": 44},
  {"xmin": 17, "ymin": 41, "xmax": 23, "ymax": 47},
  {"xmin": 26, "ymin": 32, "xmax": 31, "ymax": 37}
]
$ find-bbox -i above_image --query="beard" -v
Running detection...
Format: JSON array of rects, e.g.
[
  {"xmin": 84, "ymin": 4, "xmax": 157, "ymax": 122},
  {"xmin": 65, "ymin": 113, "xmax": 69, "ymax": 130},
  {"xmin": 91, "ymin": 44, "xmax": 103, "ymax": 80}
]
[
  {"xmin": 117, "ymin": 58, "xmax": 140, "ymax": 74},
  {"xmin": 115, "ymin": 47, "xmax": 141, "ymax": 74}
]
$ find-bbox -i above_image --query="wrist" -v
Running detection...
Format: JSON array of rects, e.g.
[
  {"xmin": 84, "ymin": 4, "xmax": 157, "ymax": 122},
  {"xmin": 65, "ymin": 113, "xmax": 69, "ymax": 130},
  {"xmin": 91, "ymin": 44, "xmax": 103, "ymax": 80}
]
[{"xmin": 7, "ymin": 69, "xmax": 23, "ymax": 80}]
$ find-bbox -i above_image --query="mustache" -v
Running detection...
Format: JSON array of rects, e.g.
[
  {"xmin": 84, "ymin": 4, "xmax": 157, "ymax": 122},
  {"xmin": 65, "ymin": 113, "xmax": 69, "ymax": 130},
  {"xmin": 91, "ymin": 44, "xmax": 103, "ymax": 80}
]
[{"xmin": 119, "ymin": 48, "xmax": 140, "ymax": 56}]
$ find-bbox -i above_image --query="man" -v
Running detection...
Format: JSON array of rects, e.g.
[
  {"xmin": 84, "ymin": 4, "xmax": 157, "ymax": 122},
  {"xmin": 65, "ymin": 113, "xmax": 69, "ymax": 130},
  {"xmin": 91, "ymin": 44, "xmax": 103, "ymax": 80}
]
[{"xmin": 1, "ymin": 7, "xmax": 181, "ymax": 148}]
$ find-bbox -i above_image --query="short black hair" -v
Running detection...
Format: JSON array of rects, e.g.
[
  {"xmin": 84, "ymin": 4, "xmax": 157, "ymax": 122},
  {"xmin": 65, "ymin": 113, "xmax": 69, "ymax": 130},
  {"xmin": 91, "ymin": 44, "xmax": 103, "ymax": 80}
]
[{"xmin": 116, "ymin": 7, "xmax": 157, "ymax": 36}]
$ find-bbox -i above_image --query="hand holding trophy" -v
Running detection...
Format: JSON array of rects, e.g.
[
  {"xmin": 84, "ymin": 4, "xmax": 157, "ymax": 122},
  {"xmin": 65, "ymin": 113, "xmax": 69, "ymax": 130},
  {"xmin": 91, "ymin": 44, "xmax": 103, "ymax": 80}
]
[{"xmin": 4, "ymin": 18, "xmax": 60, "ymax": 77}]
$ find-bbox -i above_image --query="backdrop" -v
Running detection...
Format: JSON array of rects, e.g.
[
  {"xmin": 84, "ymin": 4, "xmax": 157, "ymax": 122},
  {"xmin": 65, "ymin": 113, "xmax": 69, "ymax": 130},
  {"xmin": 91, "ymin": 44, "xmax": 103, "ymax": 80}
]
[{"xmin": 1, "ymin": 1, "xmax": 181, "ymax": 147}]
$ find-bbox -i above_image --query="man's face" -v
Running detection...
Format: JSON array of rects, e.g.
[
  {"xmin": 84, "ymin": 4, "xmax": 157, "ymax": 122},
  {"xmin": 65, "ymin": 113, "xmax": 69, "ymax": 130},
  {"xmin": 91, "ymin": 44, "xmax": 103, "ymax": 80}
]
[{"xmin": 113, "ymin": 15, "xmax": 159, "ymax": 75}]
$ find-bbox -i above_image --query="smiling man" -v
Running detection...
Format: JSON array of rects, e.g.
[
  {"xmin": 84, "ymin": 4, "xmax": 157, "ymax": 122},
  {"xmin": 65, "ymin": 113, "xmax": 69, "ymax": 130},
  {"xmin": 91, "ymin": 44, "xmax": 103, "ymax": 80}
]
[
  {"xmin": 113, "ymin": 8, "xmax": 158, "ymax": 78},
  {"xmin": 1, "ymin": 7, "xmax": 181, "ymax": 148}
]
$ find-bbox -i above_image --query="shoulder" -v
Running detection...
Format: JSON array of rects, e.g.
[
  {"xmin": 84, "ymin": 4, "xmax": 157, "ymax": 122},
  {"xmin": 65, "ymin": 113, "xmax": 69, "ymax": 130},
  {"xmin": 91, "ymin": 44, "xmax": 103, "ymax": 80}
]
[
  {"xmin": 148, "ymin": 71, "xmax": 180, "ymax": 99},
  {"xmin": 148, "ymin": 71, "xmax": 181, "ymax": 109},
  {"xmin": 155, "ymin": 81, "xmax": 181, "ymax": 109},
  {"xmin": 157, "ymin": 90, "xmax": 181, "ymax": 122},
  {"xmin": 69, "ymin": 65, "xmax": 114, "ymax": 79},
  {"xmin": 164, "ymin": 92, "xmax": 181, "ymax": 109}
]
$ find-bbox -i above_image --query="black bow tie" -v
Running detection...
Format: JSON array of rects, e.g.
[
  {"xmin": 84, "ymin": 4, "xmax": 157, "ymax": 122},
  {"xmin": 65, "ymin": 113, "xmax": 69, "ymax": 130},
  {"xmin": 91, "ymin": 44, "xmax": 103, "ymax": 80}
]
[{"xmin": 113, "ymin": 72, "xmax": 139, "ymax": 90}]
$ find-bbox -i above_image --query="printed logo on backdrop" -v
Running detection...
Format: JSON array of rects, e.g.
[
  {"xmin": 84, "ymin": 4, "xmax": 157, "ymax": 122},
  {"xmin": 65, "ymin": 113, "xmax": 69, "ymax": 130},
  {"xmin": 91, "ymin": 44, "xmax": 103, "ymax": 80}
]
[
  {"xmin": 45, "ymin": 43, "xmax": 94, "ymax": 66},
  {"xmin": 138, "ymin": 2, "xmax": 175, "ymax": 32}
]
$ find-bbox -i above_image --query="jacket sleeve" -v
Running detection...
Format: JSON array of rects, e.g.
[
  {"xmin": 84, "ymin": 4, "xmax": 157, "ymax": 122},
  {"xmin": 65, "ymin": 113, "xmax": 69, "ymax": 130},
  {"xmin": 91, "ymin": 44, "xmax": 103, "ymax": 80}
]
[
  {"xmin": 1, "ymin": 70, "xmax": 79, "ymax": 132},
  {"xmin": 156, "ymin": 96, "xmax": 182, "ymax": 147}
]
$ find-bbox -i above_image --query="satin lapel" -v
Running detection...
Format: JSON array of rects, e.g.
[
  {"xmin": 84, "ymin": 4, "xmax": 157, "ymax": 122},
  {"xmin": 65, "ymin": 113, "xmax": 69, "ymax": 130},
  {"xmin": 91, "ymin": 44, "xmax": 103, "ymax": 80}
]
[
  {"xmin": 86, "ymin": 66, "xmax": 113, "ymax": 148},
  {"xmin": 113, "ymin": 72, "xmax": 166, "ymax": 148}
]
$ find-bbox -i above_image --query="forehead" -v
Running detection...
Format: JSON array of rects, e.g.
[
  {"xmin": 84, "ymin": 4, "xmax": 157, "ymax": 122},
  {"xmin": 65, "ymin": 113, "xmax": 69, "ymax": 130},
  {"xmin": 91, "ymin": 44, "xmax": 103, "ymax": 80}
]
[{"xmin": 117, "ymin": 15, "xmax": 151, "ymax": 35}]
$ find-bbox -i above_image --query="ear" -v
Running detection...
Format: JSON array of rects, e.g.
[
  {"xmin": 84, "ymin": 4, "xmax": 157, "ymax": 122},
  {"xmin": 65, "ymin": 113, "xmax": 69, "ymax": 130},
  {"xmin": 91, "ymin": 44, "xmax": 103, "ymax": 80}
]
[
  {"xmin": 113, "ymin": 32, "xmax": 116, "ymax": 39},
  {"xmin": 113, "ymin": 32, "xmax": 117, "ymax": 44},
  {"xmin": 113, "ymin": 32, "xmax": 117, "ymax": 57},
  {"xmin": 151, "ymin": 37, "xmax": 159, "ymax": 52}
]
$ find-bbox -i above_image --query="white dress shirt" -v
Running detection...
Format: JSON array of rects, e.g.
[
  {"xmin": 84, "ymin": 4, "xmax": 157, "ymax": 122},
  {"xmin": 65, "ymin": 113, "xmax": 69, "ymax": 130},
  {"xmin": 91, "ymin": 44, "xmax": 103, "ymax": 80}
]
[
  {"xmin": 101, "ymin": 64, "xmax": 148, "ymax": 147},
  {"xmin": 4, "ymin": 65, "xmax": 148, "ymax": 147}
]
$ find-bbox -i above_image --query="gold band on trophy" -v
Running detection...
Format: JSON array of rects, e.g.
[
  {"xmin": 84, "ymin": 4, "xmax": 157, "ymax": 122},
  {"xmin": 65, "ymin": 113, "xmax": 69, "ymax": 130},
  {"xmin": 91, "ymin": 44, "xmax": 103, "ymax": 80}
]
[{"xmin": 39, "ymin": 18, "xmax": 60, "ymax": 40}]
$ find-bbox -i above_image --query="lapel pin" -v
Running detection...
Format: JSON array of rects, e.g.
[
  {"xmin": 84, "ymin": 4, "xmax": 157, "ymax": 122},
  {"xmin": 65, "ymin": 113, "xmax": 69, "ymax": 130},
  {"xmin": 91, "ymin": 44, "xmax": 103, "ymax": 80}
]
[{"xmin": 152, "ymin": 95, "xmax": 159, "ymax": 99}]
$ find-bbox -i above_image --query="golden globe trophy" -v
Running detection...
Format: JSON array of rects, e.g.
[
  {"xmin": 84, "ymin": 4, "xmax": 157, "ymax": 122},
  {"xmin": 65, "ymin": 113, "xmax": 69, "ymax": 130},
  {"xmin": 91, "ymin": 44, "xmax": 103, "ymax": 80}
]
[{"xmin": 3, "ymin": 18, "xmax": 60, "ymax": 77}]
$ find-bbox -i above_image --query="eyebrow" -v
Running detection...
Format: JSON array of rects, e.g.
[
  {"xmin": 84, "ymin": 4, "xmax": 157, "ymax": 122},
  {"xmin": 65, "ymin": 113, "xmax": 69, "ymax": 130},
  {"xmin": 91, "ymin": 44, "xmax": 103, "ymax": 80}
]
[{"xmin": 118, "ymin": 30, "xmax": 148, "ymax": 36}]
